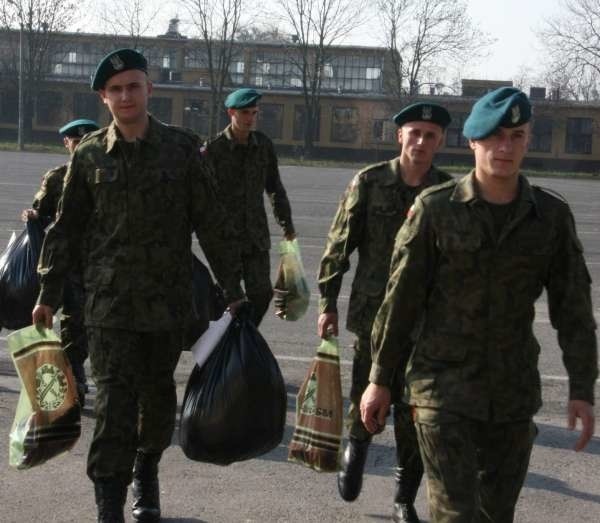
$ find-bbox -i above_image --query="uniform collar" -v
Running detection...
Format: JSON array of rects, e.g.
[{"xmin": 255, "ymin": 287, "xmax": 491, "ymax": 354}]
[
  {"xmin": 223, "ymin": 124, "xmax": 258, "ymax": 149},
  {"xmin": 382, "ymin": 158, "xmax": 442, "ymax": 187},
  {"xmin": 451, "ymin": 170, "xmax": 540, "ymax": 217},
  {"xmin": 104, "ymin": 114, "xmax": 161, "ymax": 153}
]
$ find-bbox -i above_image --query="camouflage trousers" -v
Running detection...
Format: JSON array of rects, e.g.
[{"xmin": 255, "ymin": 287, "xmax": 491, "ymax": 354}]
[
  {"xmin": 348, "ymin": 335, "xmax": 421, "ymax": 470},
  {"xmin": 61, "ymin": 276, "xmax": 87, "ymax": 384},
  {"xmin": 415, "ymin": 409, "xmax": 537, "ymax": 523},
  {"xmin": 86, "ymin": 327, "xmax": 183, "ymax": 483},
  {"xmin": 241, "ymin": 247, "xmax": 273, "ymax": 326}
]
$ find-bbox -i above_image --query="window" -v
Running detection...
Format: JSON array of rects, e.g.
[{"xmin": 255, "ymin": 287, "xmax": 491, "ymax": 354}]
[
  {"xmin": 49, "ymin": 45, "xmax": 105, "ymax": 78},
  {"xmin": 320, "ymin": 54, "xmax": 384, "ymax": 93},
  {"xmin": 148, "ymin": 97, "xmax": 173, "ymax": 124},
  {"xmin": 183, "ymin": 99, "xmax": 209, "ymax": 137},
  {"xmin": 530, "ymin": 118, "xmax": 553, "ymax": 153},
  {"xmin": 37, "ymin": 91, "xmax": 63, "ymax": 126},
  {"xmin": 366, "ymin": 67, "xmax": 381, "ymax": 80},
  {"xmin": 250, "ymin": 51, "xmax": 302, "ymax": 89},
  {"xmin": 565, "ymin": 117, "xmax": 593, "ymax": 154},
  {"xmin": 331, "ymin": 106, "xmax": 359, "ymax": 143},
  {"xmin": 73, "ymin": 92, "xmax": 99, "ymax": 121},
  {"xmin": 258, "ymin": 104, "xmax": 284, "ymax": 140},
  {"xmin": 67, "ymin": 51, "xmax": 77, "ymax": 63},
  {"xmin": 446, "ymin": 113, "xmax": 469, "ymax": 148},
  {"xmin": 162, "ymin": 55, "xmax": 171, "ymax": 69},
  {"xmin": 293, "ymin": 105, "xmax": 320, "ymax": 141},
  {"xmin": 0, "ymin": 90, "xmax": 18, "ymax": 124},
  {"xmin": 372, "ymin": 119, "xmax": 396, "ymax": 143}
]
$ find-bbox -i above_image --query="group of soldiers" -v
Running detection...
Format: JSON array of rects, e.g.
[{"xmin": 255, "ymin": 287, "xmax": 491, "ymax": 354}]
[{"xmin": 25, "ymin": 45, "xmax": 596, "ymax": 523}]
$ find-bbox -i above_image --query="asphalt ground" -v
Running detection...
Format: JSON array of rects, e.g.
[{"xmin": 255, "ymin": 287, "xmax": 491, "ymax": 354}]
[{"xmin": 0, "ymin": 150, "xmax": 599, "ymax": 522}]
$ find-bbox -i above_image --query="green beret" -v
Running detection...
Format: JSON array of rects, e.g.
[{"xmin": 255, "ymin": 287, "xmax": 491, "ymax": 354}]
[
  {"xmin": 91, "ymin": 48, "xmax": 148, "ymax": 91},
  {"xmin": 463, "ymin": 87, "xmax": 532, "ymax": 140},
  {"xmin": 392, "ymin": 102, "xmax": 451, "ymax": 129},
  {"xmin": 59, "ymin": 119, "xmax": 99, "ymax": 138},
  {"xmin": 224, "ymin": 88, "xmax": 262, "ymax": 109}
]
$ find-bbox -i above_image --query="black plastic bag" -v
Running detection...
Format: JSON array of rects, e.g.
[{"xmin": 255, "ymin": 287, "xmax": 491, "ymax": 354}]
[
  {"xmin": 185, "ymin": 255, "xmax": 226, "ymax": 349},
  {"xmin": 180, "ymin": 303, "xmax": 287, "ymax": 465},
  {"xmin": 0, "ymin": 220, "xmax": 44, "ymax": 330}
]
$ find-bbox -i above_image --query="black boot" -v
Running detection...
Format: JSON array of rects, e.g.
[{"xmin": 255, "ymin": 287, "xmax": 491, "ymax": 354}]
[
  {"xmin": 132, "ymin": 451, "xmax": 161, "ymax": 522},
  {"xmin": 392, "ymin": 466, "xmax": 423, "ymax": 523},
  {"xmin": 94, "ymin": 479, "xmax": 127, "ymax": 523},
  {"xmin": 337, "ymin": 437, "xmax": 371, "ymax": 501}
]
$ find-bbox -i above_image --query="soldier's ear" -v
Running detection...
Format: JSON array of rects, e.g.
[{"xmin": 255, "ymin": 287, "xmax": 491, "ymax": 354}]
[{"xmin": 396, "ymin": 128, "xmax": 403, "ymax": 146}]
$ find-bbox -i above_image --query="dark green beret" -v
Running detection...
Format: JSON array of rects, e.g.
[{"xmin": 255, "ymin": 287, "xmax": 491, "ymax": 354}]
[
  {"xmin": 91, "ymin": 48, "xmax": 148, "ymax": 91},
  {"xmin": 59, "ymin": 118, "xmax": 99, "ymax": 138},
  {"xmin": 224, "ymin": 88, "xmax": 262, "ymax": 109},
  {"xmin": 463, "ymin": 87, "xmax": 532, "ymax": 140},
  {"xmin": 392, "ymin": 102, "xmax": 451, "ymax": 129}
]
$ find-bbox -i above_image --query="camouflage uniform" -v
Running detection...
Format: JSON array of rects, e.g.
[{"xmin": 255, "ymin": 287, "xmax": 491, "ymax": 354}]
[
  {"xmin": 318, "ymin": 158, "xmax": 452, "ymax": 454},
  {"xmin": 32, "ymin": 164, "xmax": 87, "ymax": 388},
  {"xmin": 37, "ymin": 116, "xmax": 243, "ymax": 483},
  {"xmin": 204, "ymin": 124, "xmax": 295, "ymax": 325},
  {"xmin": 371, "ymin": 172, "xmax": 598, "ymax": 522}
]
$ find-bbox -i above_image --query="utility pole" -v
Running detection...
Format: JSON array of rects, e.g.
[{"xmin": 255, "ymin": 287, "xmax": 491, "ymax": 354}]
[{"xmin": 17, "ymin": 23, "xmax": 24, "ymax": 151}]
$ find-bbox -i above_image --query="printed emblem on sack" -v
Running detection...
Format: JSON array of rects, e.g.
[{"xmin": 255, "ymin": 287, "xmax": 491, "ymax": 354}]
[
  {"xmin": 35, "ymin": 364, "xmax": 68, "ymax": 411},
  {"xmin": 300, "ymin": 372, "xmax": 333, "ymax": 419},
  {"xmin": 110, "ymin": 54, "xmax": 125, "ymax": 71},
  {"xmin": 511, "ymin": 105, "xmax": 520, "ymax": 124},
  {"xmin": 422, "ymin": 105, "xmax": 432, "ymax": 120}
]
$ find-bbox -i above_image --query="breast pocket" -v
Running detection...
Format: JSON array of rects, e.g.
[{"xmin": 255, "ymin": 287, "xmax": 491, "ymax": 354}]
[
  {"xmin": 368, "ymin": 205, "xmax": 404, "ymax": 241},
  {"xmin": 91, "ymin": 168, "xmax": 121, "ymax": 215},
  {"xmin": 437, "ymin": 232, "xmax": 482, "ymax": 271}
]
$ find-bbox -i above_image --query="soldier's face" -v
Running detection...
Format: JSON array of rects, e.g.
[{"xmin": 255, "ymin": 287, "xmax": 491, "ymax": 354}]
[
  {"xmin": 398, "ymin": 122, "xmax": 444, "ymax": 167},
  {"xmin": 228, "ymin": 107, "xmax": 259, "ymax": 134},
  {"xmin": 469, "ymin": 124, "xmax": 530, "ymax": 180},
  {"xmin": 99, "ymin": 69, "xmax": 152, "ymax": 126}
]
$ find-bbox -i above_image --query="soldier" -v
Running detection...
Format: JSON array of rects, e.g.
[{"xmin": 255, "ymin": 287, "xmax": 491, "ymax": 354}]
[
  {"xmin": 318, "ymin": 103, "xmax": 452, "ymax": 522},
  {"xmin": 361, "ymin": 87, "xmax": 598, "ymax": 522},
  {"xmin": 32, "ymin": 48, "xmax": 244, "ymax": 523},
  {"xmin": 203, "ymin": 88, "xmax": 295, "ymax": 326},
  {"xmin": 22, "ymin": 118, "xmax": 99, "ymax": 406}
]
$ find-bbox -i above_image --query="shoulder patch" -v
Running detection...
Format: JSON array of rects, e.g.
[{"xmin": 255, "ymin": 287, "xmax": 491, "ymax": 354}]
[
  {"xmin": 532, "ymin": 185, "xmax": 568, "ymax": 204},
  {"xmin": 357, "ymin": 161, "xmax": 388, "ymax": 183}
]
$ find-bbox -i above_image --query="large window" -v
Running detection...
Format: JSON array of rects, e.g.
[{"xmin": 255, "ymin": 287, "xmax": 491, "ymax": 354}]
[
  {"xmin": 183, "ymin": 99, "xmax": 209, "ymax": 137},
  {"xmin": 372, "ymin": 118, "xmax": 396, "ymax": 143},
  {"xmin": 250, "ymin": 51, "xmax": 302, "ymax": 89},
  {"xmin": 565, "ymin": 117, "xmax": 593, "ymax": 154},
  {"xmin": 50, "ymin": 43, "xmax": 105, "ymax": 78},
  {"xmin": 530, "ymin": 117, "xmax": 553, "ymax": 153},
  {"xmin": 36, "ymin": 91, "xmax": 63, "ymax": 126},
  {"xmin": 73, "ymin": 92, "xmax": 99, "ymax": 121},
  {"xmin": 0, "ymin": 90, "xmax": 18, "ymax": 124},
  {"xmin": 446, "ymin": 113, "xmax": 469, "ymax": 148},
  {"xmin": 148, "ymin": 97, "xmax": 173, "ymax": 124},
  {"xmin": 331, "ymin": 106, "xmax": 359, "ymax": 143},
  {"xmin": 293, "ymin": 105, "xmax": 320, "ymax": 141},
  {"xmin": 321, "ymin": 54, "xmax": 384, "ymax": 93},
  {"xmin": 258, "ymin": 104, "xmax": 284, "ymax": 139}
]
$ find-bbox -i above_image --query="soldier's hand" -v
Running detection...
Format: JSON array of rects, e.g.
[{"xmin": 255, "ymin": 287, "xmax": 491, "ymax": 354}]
[
  {"xmin": 32, "ymin": 304, "xmax": 54, "ymax": 329},
  {"xmin": 284, "ymin": 232, "xmax": 296, "ymax": 241},
  {"xmin": 360, "ymin": 383, "xmax": 391, "ymax": 434},
  {"xmin": 21, "ymin": 209, "xmax": 38, "ymax": 222},
  {"xmin": 567, "ymin": 399, "xmax": 595, "ymax": 451},
  {"xmin": 318, "ymin": 312, "xmax": 338, "ymax": 338},
  {"xmin": 273, "ymin": 288, "xmax": 290, "ymax": 319},
  {"xmin": 226, "ymin": 299, "xmax": 245, "ymax": 317}
]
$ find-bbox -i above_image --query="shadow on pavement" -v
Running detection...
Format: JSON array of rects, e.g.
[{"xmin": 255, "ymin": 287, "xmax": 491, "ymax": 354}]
[
  {"xmin": 525, "ymin": 471, "xmax": 600, "ymax": 503},
  {"xmin": 534, "ymin": 422, "xmax": 600, "ymax": 456},
  {"xmin": 162, "ymin": 518, "xmax": 207, "ymax": 523}
]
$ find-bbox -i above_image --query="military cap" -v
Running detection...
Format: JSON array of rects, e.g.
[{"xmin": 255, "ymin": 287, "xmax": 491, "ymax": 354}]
[
  {"xmin": 392, "ymin": 102, "xmax": 451, "ymax": 129},
  {"xmin": 59, "ymin": 118, "xmax": 99, "ymax": 138},
  {"xmin": 91, "ymin": 48, "xmax": 148, "ymax": 91},
  {"xmin": 224, "ymin": 88, "xmax": 262, "ymax": 109},
  {"xmin": 463, "ymin": 87, "xmax": 532, "ymax": 140}
]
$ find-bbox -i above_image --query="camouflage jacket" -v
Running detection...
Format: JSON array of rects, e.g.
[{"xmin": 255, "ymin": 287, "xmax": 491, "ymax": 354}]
[
  {"xmin": 32, "ymin": 163, "xmax": 68, "ymax": 228},
  {"xmin": 318, "ymin": 158, "xmax": 452, "ymax": 336},
  {"xmin": 37, "ymin": 116, "xmax": 243, "ymax": 331},
  {"xmin": 371, "ymin": 172, "xmax": 598, "ymax": 421},
  {"xmin": 204, "ymin": 125, "xmax": 295, "ymax": 251}
]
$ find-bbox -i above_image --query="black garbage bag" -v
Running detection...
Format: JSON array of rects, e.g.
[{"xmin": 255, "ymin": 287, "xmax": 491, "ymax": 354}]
[
  {"xmin": 180, "ymin": 302, "xmax": 287, "ymax": 465},
  {"xmin": 0, "ymin": 220, "xmax": 44, "ymax": 330},
  {"xmin": 184, "ymin": 255, "xmax": 226, "ymax": 349}
]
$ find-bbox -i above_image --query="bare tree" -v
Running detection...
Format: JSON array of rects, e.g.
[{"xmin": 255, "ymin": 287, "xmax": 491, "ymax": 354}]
[
  {"xmin": 378, "ymin": 0, "xmax": 489, "ymax": 98},
  {"xmin": 179, "ymin": 0, "xmax": 243, "ymax": 136},
  {"xmin": 274, "ymin": 0, "xmax": 366, "ymax": 157},
  {"xmin": 539, "ymin": 0, "xmax": 600, "ymax": 100},
  {"xmin": 0, "ymin": 0, "xmax": 81, "ymax": 142},
  {"xmin": 93, "ymin": 0, "xmax": 164, "ymax": 48}
]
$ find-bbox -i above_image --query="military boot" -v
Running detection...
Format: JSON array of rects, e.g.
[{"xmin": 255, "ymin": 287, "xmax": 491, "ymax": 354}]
[
  {"xmin": 94, "ymin": 479, "xmax": 127, "ymax": 523},
  {"xmin": 131, "ymin": 451, "xmax": 161, "ymax": 522},
  {"xmin": 392, "ymin": 466, "xmax": 423, "ymax": 523},
  {"xmin": 337, "ymin": 437, "xmax": 371, "ymax": 501}
]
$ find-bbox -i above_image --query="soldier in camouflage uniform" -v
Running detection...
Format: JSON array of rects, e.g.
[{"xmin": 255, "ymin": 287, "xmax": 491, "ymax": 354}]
[
  {"xmin": 203, "ymin": 88, "xmax": 295, "ymax": 326},
  {"xmin": 22, "ymin": 118, "xmax": 99, "ymax": 406},
  {"xmin": 318, "ymin": 103, "xmax": 452, "ymax": 523},
  {"xmin": 361, "ymin": 87, "xmax": 598, "ymax": 522},
  {"xmin": 33, "ymin": 49, "xmax": 244, "ymax": 523}
]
